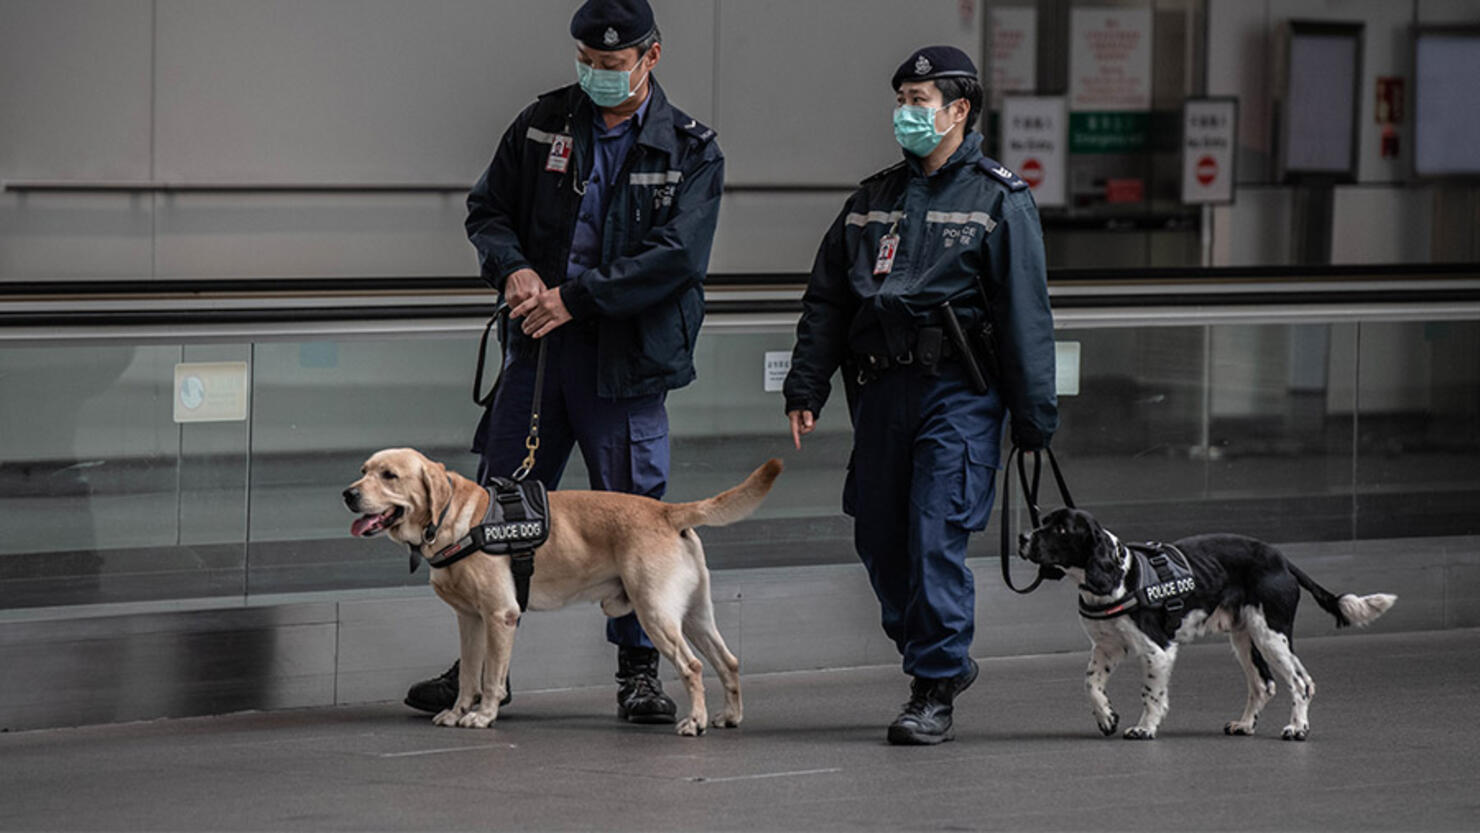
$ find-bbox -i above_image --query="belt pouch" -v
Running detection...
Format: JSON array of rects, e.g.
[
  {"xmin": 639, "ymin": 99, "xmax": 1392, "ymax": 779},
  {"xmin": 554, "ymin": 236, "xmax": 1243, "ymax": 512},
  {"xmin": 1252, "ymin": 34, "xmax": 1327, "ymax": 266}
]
[{"xmin": 917, "ymin": 327, "xmax": 944, "ymax": 376}]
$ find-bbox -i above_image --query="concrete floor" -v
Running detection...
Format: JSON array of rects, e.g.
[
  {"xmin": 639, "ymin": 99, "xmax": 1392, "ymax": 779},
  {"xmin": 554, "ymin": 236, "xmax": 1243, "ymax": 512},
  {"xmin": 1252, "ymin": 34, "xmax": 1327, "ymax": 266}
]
[{"xmin": 2, "ymin": 628, "xmax": 1478, "ymax": 832}]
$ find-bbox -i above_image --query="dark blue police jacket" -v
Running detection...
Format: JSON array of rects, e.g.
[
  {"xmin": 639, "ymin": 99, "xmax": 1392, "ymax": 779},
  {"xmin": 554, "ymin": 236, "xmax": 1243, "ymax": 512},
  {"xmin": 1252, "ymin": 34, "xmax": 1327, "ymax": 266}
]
[
  {"xmin": 784, "ymin": 132, "xmax": 1059, "ymax": 449},
  {"xmin": 466, "ymin": 78, "xmax": 724, "ymax": 398}
]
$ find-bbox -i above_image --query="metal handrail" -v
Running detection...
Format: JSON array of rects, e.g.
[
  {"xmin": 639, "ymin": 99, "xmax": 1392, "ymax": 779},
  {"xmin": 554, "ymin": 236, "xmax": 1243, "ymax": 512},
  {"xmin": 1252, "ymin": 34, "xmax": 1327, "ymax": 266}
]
[
  {"xmin": 3, "ymin": 181, "xmax": 470, "ymax": 194},
  {"xmin": 3, "ymin": 264, "xmax": 1479, "ymax": 341}
]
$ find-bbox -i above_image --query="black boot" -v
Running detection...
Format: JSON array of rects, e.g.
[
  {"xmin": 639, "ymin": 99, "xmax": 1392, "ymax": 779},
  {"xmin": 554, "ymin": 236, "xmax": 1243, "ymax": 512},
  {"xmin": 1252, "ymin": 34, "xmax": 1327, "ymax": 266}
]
[
  {"xmin": 887, "ymin": 658, "xmax": 979, "ymax": 745},
  {"xmin": 403, "ymin": 660, "xmax": 512, "ymax": 713},
  {"xmin": 615, "ymin": 646, "xmax": 677, "ymax": 724}
]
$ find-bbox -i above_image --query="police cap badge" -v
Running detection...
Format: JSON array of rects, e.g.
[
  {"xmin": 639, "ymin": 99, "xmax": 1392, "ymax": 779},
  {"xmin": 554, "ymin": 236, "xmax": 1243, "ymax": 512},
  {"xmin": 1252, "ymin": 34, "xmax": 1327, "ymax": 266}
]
[
  {"xmin": 571, "ymin": 0, "xmax": 656, "ymax": 52},
  {"xmin": 892, "ymin": 45, "xmax": 978, "ymax": 90}
]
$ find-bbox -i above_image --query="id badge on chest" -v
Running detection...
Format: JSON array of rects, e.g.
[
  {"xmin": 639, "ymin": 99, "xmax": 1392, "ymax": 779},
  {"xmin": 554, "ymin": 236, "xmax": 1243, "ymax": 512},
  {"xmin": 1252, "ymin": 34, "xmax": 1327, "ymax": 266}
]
[
  {"xmin": 545, "ymin": 135, "xmax": 573, "ymax": 173},
  {"xmin": 873, "ymin": 233, "xmax": 900, "ymax": 276}
]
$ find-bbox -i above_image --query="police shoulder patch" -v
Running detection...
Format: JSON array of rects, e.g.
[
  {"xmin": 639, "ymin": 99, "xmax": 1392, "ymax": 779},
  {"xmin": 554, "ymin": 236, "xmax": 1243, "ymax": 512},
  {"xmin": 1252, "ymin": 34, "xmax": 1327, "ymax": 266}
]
[
  {"xmin": 860, "ymin": 161, "xmax": 907, "ymax": 186},
  {"xmin": 673, "ymin": 109, "xmax": 717, "ymax": 144},
  {"xmin": 977, "ymin": 157, "xmax": 1029, "ymax": 190}
]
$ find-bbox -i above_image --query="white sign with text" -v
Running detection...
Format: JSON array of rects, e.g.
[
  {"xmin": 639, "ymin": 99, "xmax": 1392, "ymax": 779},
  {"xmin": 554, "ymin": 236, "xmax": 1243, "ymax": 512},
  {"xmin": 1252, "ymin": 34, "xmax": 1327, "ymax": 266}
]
[
  {"xmin": 1000, "ymin": 96, "xmax": 1067, "ymax": 208},
  {"xmin": 1182, "ymin": 98, "xmax": 1238, "ymax": 205},
  {"xmin": 173, "ymin": 362, "xmax": 249, "ymax": 423},
  {"xmin": 989, "ymin": 7, "xmax": 1038, "ymax": 109},
  {"xmin": 763, "ymin": 351, "xmax": 791, "ymax": 393},
  {"xmin": 1069, "ymin": 7, "xmax": 1154, "ymax": 112}
]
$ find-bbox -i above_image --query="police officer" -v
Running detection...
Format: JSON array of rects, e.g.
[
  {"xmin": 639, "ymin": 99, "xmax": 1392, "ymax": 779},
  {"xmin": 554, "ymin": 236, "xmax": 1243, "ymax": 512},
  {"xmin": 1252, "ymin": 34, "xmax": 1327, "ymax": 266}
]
[
  {"xmin": 784, "ymin": 45, "xmax": 1057, "ymax": 745},
  {"xmin": 404, "ymin": 0, "xmax": 724, "ymax": 725}
]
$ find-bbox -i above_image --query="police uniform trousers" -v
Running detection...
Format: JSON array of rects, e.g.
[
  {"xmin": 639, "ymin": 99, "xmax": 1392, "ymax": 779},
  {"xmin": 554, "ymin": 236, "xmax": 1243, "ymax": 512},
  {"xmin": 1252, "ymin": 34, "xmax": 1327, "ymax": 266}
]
[
  {"xmin": 475, "ymin": 325, "xmax": 667, "ymax": 649},
  {"xmin": 845, "ymin": 361, "xmax": 1004, "ymax": 679}
]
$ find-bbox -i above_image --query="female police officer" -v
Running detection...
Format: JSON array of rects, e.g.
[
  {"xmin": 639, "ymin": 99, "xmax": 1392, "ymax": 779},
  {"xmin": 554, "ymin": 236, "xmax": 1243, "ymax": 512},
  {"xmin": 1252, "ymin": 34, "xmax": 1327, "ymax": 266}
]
[{"xmin": 783, "ymin": 45, "xmax": 1058, "ymax": 745}]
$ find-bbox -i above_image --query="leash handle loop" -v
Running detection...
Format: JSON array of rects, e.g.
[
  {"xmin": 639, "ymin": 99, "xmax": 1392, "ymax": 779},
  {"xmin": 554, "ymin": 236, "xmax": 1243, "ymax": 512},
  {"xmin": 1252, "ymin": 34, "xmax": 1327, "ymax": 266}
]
[
  {"xmin": 1000, "ymin": 445, "xmax": 1075, "ymax": 594},
  {"xmin": 472, "ymin": 301, "xmax": 510, "ymax": 408}
]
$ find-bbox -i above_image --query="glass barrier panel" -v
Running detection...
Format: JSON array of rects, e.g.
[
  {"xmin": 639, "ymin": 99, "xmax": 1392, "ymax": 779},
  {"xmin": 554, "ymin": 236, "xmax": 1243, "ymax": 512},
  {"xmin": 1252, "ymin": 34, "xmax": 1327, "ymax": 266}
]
[
  {"xmin": 0, "ymin": 343, "xmax": 249, "ymax": 608},
  {"xmin": 244, "ymin": 337, "xmax": 483, "ymax": 595},
  {"xmin": 4, "ymin": 315, "xmax": 1477, "ymax": 613},
  {"xmin": 1046, "ymin": 323, "xmax": 1358, "ymax": 544},
  {"xmin": 1354, "ymin": 321, "xmax": 1480, "ymax": 539}
]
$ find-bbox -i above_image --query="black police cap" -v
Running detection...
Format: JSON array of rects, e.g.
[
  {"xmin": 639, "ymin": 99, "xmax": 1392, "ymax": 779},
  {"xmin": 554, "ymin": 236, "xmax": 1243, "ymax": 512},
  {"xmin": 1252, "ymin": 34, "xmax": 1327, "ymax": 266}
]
[
  {"xmin": 571, "ymin": 0, "xmax": 656, "ymax": 51},
  {"xmin": 891, "ymin": 45, "xmax": 978, "ymax": 90}
]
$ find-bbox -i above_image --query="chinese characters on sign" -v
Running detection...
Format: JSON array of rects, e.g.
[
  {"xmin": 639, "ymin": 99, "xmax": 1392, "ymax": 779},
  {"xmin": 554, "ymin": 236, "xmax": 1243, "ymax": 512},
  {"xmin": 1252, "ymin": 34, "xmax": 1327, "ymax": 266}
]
[
  {"xmin": 1181, "ymin": 98, "xmax": 1238, "ymax": 205},
  {"xmin": 989, "ymin": 7, "xmax": 1037, "ymax": 110},
  {"xmin": 1068, "ymin": 8, "xmax": 1153, "ymax": 153},
  {"xmin": 1000, "ymin": 96, "xmax": 1067, "ymax": 207}
]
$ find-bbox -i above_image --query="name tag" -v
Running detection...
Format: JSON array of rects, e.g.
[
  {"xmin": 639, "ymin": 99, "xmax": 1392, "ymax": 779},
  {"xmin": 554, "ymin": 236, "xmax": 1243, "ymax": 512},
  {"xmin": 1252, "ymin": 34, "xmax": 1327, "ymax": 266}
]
[
  {"xmin": 873, "ymin": 233, "xmax": 900, "ymax": 276},
  {"xmin": 545, "ymin": 135, "xmax": 572, "ymax": 173}
]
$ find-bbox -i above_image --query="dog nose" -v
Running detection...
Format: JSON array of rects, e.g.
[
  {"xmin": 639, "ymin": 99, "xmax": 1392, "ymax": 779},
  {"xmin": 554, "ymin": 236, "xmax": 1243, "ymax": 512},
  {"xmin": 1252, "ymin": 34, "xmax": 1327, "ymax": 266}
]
[{"xmin": 343, "ymin": 488, "xmax": 360, "ymax": 510}]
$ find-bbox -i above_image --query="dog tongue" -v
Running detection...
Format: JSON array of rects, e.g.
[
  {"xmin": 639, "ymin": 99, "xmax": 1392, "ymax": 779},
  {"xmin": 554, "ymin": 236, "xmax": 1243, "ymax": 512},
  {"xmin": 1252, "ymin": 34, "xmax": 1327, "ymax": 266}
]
[{"xmin": 351, "ymin": 509, "xmax": 394, "ymax": 537}]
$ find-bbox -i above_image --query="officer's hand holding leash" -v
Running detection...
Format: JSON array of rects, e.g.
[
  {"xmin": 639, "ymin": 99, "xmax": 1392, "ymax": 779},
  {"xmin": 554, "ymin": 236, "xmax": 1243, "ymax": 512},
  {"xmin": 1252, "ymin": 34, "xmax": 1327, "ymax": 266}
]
[
  {"xmin": 512, "ymin": 284, "xmax": 573, "ymax": 339},
  {"xmin": 502, "ymin": 268, "xmax": 545, "ymax": 308},
  {"xmin": 787, "ymin": 410, "xmax": 816, "ymax": 451}
]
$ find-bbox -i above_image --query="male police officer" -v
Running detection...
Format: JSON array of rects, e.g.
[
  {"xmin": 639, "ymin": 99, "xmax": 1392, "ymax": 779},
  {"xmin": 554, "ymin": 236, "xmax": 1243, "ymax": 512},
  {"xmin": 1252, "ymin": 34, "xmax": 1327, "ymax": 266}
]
[
  {"xmin": 784, "ymin": 46, "xmax": 1057, "ymax": 745},
  {"xmin": 405, "ymin": 0, "xmax": 724, "ymax": 725}
]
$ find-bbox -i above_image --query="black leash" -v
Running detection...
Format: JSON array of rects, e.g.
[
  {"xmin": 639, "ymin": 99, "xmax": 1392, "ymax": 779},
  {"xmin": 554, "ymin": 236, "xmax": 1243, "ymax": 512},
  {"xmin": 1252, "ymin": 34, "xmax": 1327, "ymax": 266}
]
[
  {"xmin": 511, "ymin": 338, "xmax": 546, "ymax": 482},
  {"xmin": 472, "ymin": 301, "xmax": 509, "ymax": 408},
  {"xmin": 470, "ymin": 300, "xmax": 546, "ymax": 483},
  {"xmin": 455, "ymin": 300, "xmax": 550, "ymax": 605},
  {"xmin": 1000, "ymin": 445, "xmax": 1073, "ymax": 593}
]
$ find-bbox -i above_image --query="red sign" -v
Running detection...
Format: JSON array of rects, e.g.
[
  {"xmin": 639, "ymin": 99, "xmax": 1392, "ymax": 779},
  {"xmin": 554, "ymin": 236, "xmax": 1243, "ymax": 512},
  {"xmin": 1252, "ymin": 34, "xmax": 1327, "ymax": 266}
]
[
  {"xmin": 1105, "ymin": 178, "xmax": 1144, "ymax": 203},
  {"xmin": 1021, "ymin": 157, "xmax": 1044, "ymax": 188},
  {"xmin": 1376, "ymin": 76, "xmax": 1404, "ymax": 124},
  {"xmin": 1195, "ymin": 155, "xmax": 1218, "ymax": 186}
]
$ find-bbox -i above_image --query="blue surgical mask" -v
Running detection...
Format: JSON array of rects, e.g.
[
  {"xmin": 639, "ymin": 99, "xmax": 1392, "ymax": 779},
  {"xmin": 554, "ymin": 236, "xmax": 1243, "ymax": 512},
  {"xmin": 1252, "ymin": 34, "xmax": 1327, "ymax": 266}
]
[
  {"xmin": 576, "ymin": 60, "xmax": 642, "ymax": 108},
  {"xmin": 893, "ymin": 105, "xmax": 945, "ymax": 157}
]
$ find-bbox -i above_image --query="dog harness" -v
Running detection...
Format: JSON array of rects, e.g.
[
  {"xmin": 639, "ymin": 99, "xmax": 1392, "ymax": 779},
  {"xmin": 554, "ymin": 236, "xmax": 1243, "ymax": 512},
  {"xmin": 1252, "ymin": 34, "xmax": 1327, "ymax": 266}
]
[
  {"xmin": 1078, "ymin": 542, "xmax": 1197, "ymax": 621},
  {"xmin": 408, "ymin": 477, "xmax": 550, "ymax": 611}
]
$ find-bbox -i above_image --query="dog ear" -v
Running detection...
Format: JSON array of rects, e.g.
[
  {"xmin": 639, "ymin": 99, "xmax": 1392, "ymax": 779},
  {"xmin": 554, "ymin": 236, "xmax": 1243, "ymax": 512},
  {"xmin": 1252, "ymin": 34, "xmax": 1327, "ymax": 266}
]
[
  {"xmin": 421, "ymin": 461, "xmax": 452, "ymax": 542},
  {"xmin": 1082, "ymin": 526, "xmax": 1122, "ymax": 596}
]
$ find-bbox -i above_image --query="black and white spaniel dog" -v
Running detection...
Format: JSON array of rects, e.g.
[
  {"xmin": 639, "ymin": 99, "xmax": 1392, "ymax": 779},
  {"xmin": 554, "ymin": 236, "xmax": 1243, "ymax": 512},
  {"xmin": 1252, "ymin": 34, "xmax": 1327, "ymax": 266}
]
[{"xmin": 1020, "ymin": 508, "xmax": 1396, "ymax": 741}]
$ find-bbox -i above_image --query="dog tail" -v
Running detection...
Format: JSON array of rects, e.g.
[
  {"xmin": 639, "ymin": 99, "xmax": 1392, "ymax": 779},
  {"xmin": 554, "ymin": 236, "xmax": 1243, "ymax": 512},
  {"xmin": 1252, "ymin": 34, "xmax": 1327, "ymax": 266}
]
[
  {"xmin": 665, "ymin": 459, "xmax": 783, "ymax": 531},
  {"xmin": 1289, "ymin": 563, "xmax": 1397, "ymax": 628}
]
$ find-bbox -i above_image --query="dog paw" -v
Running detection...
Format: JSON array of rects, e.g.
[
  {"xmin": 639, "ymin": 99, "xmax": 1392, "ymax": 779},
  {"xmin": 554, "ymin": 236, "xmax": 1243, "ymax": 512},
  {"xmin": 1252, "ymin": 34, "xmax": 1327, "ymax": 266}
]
[
  {"xmin": 1225, "ymin": 719, "xmax": 1257, "ymax": 736},
  {"xmin": 456, "ymin": 710, "xmax": 497, "ymax": 729},
  {"xmin": 1096, "ymin": 710, "xmax": 1120, "ymax": 736},
  {"xmin": 712, "ymin": 712, "xmax": 742, "ymax": 729},
  {"xmin": 1281, "ymin": 725, "xmax": 1308, "ymax": 742},
  {"xmin": 676, "ymin": 717, "xmax": 707, "ymax": 737},
  {"xmin": 432, "ymin": 708, "xmax": 464, "ymax": 727},
  {"xmin": 1123, "ymin": 727, "xmax": 1156, "ymax": 741}
]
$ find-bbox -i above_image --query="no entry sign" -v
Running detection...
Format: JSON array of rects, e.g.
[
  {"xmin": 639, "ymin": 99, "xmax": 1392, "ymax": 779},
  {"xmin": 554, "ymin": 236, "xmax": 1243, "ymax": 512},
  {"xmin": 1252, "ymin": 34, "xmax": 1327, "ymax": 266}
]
[
  {"xmin": 1000, "ymin": 96, "xmax": 1067, "ymax": 208},
  {"xmin": 1182, "ymin": 98, "xmax": 1237, "ymax": 205},
  {"xmin": 1020, "ymin": 157, "xmax": 1045, "ymax": 188},
  {"xmin": 1195, "ymin": 155, "xmax": 1218, "ymax": 186}
]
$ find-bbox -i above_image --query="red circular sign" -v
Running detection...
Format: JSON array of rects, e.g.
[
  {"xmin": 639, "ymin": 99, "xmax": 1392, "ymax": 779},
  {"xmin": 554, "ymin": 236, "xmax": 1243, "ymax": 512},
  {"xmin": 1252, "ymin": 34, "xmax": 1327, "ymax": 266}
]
[
  {"xmin": 1021, "ymin": 157, "xmax": 1044, "ymax": 188},
  {"xmin": 1195, "ymin": 155, "xmax": 1218, "ymax": 186}
]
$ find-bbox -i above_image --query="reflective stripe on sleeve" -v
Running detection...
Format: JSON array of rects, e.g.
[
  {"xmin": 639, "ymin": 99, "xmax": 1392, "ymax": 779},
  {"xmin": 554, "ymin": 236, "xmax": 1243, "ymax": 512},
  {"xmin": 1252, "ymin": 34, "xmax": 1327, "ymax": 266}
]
[
  {"xmin": 628, "ymin": 170, "xmax": 684, "ymax": 186},
  {"xmin": 845, "ymin": 210, "xmax": 904, "ymax": 227}
]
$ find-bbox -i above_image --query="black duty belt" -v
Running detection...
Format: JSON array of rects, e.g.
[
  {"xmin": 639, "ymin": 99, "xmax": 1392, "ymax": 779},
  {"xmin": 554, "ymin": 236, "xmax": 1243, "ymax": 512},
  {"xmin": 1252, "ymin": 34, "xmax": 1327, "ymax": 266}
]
[
  {"xmin": 409, "ymin": 478, "xmax": 550, "ymax": 611},
  {"xmin": 855, "ymin": 326, "xmax": 959, "ymax": 384},
  {"xmin": 1078, "ymin": 542, "xmax": 1197, "ymax": 621}
]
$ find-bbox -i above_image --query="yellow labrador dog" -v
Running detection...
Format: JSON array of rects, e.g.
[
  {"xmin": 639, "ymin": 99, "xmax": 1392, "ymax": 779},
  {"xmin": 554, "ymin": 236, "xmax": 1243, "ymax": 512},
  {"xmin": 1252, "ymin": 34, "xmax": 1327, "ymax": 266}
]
[{"xmin": 343, "ymin": 448, "xmax": 781, "ymax": 736}]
